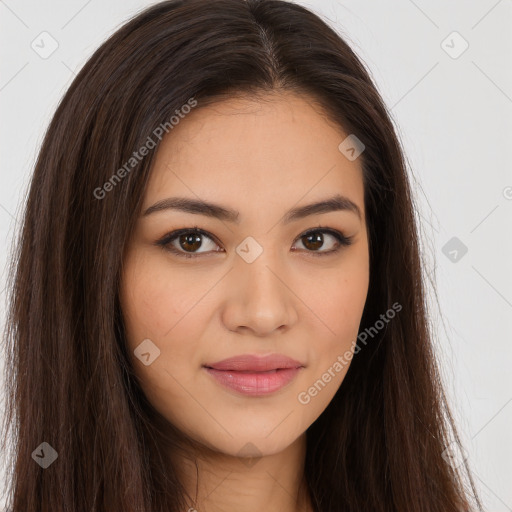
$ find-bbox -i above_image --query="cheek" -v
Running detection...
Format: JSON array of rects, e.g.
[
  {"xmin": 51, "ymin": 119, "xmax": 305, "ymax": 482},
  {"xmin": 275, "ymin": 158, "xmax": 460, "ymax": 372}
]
[
  {"xmin": 322, "ymin": 277, "xmax": 368, "ymax": 342},
  {"xmin": 308, "ymin": 256, "xmax": 369, "ymax": 343},
  {"xmin": 120, "ymin": 250, "xmax": 219, "ymax": 398},
  {"xmin": 120, "ymin": 250, "xmax": 203, "ymax": 345},
  {"xmin": 119, "ymin": 253, "xmax": 203, "ymax": 420},
  {"xmin": 293, "ymin": 275, "xmax": 368, "ymax": 417},
  {"xmin": 299, "ymin": 254, "xmax": 369, "ymax": 397}
]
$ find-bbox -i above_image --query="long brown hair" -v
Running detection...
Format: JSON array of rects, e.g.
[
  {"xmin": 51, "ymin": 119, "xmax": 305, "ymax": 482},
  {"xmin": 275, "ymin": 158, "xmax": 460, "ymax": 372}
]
[{"xmin": 1, "ymin": 0, "xmax": 483, "ymax": 510}]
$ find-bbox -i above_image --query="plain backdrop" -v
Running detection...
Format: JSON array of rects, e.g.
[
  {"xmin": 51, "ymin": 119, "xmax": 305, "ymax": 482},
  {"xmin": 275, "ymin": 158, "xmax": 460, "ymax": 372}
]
[{"xmin": 1, "ymin": 0, "xmax": 511, "ymax": 510}]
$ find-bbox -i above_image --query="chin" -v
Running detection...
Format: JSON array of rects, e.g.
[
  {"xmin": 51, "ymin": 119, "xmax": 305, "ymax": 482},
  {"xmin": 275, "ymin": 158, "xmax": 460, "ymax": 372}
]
[{"xmin": 183, "ymin": 426, "xmax": 306, "ymax": 461}]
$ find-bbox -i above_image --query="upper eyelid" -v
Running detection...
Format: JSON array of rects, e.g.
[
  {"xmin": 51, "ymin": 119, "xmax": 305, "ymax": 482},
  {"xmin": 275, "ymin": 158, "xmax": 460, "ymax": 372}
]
[{"xmin": 166, "ymin": 227, "xmax": 219, "ymax": 246}]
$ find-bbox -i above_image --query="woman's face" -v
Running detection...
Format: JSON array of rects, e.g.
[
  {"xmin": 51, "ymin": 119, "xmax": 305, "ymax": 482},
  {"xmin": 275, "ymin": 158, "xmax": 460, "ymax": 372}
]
[{"xmin": 119, "ymin": 91, "xmax": 370, "ymax": 459}]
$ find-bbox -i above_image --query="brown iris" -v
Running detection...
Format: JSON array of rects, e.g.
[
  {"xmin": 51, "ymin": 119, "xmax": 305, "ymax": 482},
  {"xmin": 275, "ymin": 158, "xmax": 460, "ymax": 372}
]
[
  {"xmin": 301, "ymin": 232, "xmax": 324, "ymax": 251},
  {"xmin": 179, "ymin": 233, "xmax": 203, "ymax": 252}
]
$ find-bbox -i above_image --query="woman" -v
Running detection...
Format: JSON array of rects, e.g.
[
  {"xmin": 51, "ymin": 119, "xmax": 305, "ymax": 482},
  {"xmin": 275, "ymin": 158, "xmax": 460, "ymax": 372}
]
[{"xmin": 1, "ymin": 0, "xmax": 483, "ymax": 510}]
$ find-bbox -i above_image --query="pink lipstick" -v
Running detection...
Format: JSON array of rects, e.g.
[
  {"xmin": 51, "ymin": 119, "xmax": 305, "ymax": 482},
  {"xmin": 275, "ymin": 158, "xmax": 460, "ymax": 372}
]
[{"xmin": 203, "ymin": 354, "xmax": 304, "ymax": 396}]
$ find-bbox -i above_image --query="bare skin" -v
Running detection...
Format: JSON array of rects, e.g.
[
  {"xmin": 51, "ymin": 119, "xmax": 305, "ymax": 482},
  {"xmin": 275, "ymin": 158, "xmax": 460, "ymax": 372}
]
[{"xmin": 119, "ymin": 91, "xmax": 370, "ymax": 512}]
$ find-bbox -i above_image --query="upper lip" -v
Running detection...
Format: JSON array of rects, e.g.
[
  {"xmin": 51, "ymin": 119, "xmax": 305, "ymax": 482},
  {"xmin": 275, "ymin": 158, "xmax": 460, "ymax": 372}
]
[{"xmin": 204, "ymin": 354, "xmax": 304, "ymax": 372}]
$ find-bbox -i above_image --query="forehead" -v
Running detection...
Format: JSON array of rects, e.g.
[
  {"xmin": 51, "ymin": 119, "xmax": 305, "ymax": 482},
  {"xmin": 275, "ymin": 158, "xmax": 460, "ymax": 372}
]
[{"xmin": 143, "ymin": 92, "xmax": 365, "ymax": 216}]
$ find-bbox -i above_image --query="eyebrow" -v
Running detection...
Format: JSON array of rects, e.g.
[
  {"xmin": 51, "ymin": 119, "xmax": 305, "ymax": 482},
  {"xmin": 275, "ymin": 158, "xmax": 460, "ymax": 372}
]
[{"xmin": 142, "ymin": 194, "xmax": 362, "ymax": 224}]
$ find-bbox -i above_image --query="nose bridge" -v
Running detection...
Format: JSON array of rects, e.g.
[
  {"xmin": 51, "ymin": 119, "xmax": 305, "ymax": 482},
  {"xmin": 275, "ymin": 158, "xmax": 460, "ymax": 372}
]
[
  {"xmin": 235, "ymin": 234, "xmax": 286, "ymax": 300},
  {"xmin": 224, "ymin": 234, "xmax": 296, "ymax": 334}
]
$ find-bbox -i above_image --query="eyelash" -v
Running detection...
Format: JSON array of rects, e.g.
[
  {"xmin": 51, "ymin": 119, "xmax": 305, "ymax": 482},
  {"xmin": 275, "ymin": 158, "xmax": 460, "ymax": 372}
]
[{"xmin": 155, "ymin": 226, "xmax": 354, "ymax": 259}]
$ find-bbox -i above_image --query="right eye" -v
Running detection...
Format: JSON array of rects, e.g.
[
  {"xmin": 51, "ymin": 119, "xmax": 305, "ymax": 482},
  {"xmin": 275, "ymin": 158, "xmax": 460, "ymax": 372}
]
[{"xmin": 156, "ymin": 227, "xmax": 224, "ymax": 259}]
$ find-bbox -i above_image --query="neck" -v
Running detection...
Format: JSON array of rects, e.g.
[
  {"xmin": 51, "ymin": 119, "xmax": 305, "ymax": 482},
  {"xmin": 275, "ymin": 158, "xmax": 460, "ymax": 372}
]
[{"xmin": 173, "ymin": 433, "xmax": 313, "ymax": 512}]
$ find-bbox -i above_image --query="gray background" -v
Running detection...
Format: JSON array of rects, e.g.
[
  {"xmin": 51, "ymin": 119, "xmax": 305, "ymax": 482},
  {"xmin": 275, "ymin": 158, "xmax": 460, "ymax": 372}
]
[{"xmin": 1, "ymin": 0, "xmax": 511, "ymax": 510}]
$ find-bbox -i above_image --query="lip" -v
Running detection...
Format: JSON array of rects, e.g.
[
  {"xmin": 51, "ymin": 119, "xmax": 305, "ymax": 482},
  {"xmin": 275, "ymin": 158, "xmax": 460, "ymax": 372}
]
[
  {"xmin": 203, "ymin": 354, "xmax": 305, "ymax": 396},
  {"xmin": 204, "ymin": 353, "xmax": 304, "ymax": 372}
]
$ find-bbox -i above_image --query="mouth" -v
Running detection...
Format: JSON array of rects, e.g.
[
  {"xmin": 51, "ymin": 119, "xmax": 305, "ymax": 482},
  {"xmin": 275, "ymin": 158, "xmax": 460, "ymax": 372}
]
[
  {"xmin": 203, "ymin": 353, "xmax": 304, "ymax": 372},
  {"xmin": 202, "ymin": 353, "xmax": 305, "ymax": 396}
]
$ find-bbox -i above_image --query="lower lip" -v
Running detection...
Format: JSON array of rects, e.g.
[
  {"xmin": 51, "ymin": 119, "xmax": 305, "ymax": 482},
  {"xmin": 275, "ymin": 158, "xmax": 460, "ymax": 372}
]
[{"xmin": 204, "ymin": 367, "xmax": 302, "ymax": 396}]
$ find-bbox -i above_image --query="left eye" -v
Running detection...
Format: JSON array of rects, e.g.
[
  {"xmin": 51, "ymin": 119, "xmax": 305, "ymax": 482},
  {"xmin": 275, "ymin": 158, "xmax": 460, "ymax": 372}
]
[
  {"xmin": 156, "ymin": 227, "xmax": 352, "ymax": 259},
  {"xmin": 292, "ymin": 230, "xmax": 346, "ymax": 253}
]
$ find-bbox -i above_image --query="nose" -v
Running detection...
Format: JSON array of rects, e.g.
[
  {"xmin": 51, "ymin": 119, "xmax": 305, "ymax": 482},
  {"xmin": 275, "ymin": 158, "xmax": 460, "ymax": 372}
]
[{"xmin": 221, "ymin": 246, "xmax": 298, "ymax": 337}]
